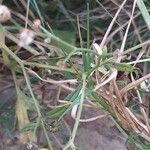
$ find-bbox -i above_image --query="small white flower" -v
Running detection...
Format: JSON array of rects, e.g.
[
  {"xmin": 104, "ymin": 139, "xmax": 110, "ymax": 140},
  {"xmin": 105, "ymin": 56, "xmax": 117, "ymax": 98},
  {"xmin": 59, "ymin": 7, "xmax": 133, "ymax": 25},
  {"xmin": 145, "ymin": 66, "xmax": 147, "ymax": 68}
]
[
  {"xmin": 0, "ymin": 5, "xmax": 11, "ymax": 22},
  {"xmin": 44, "ymin": 37, "xmax": 51, "ymax": 44},
  {"xmin": 19, "ymin": 29, "xmax": 35, "ymax": 46},
  {"xmin": 93, "ymin": 43, "xmax": 102, "ymax": 55},
  {"xmin": 32, "ymin": 19, "xmax": 41, "ymax": 31}
]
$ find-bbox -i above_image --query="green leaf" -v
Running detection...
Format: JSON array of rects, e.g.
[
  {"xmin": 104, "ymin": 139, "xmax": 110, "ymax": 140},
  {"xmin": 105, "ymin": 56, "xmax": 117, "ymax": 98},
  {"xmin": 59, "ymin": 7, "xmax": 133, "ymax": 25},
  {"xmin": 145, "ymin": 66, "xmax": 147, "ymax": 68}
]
[
  {"xmin": 47, "ymin": 106, "xmax": 68, "ymax": 118},
  {"xmin": 58, "ymin": 85, "xmax": 82, "ymax": 120},
  {"xmin": 137, "ymin": 0, "xmax": 150, "ymax": 31},
  {"xmin": 113, "ymin": 63, "xmax": 135, "ymax": 72},
  {"xmin": 47, "ymin": 83, "xmax": 93, "ymax": 121},
  {"xmin": 65, "ymin": 85, "xmax": 82, "ymax": 102},
  {"xmin": 46, "ymin": 85, "xmax": 82, "ymax": 120},
  {"xmin": 105, "ymin": 62, "xmax": 135, "ymax": 73}
]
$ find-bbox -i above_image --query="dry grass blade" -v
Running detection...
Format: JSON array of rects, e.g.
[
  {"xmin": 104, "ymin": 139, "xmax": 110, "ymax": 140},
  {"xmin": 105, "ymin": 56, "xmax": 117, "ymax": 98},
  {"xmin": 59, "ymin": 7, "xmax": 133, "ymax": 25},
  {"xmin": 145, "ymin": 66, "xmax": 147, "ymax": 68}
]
[
  {"xmin": 25, "ymin": 67, "xmax": 77, "ymax": 84},
  {"xmin": 126, "ymin": 108, "xmax": 150, "ymax": 141},
  {"xmin": 120, "ymin": 73, "xmax": 150, "ymax": 96},
  {"xmin": 94, "ymin": 69, "xmax": 117, "ymax": 91},
  {"xmin": 128, "ymin": 73, "xmax": 150, "ymax": 134},
  {"xmin": 18, "ymin": 0, "xmax": 34, "ymax": 18},
  {"xmin": 99, "ymin": 0, "xmax": 128, "ymax": 50},
  {"xmin": 96, "ymin": 75, "xmax": 150, "ymax": 140},
  {"xmin": 117, "ymin": 0, "xmax": 137, "ymax": 63}
]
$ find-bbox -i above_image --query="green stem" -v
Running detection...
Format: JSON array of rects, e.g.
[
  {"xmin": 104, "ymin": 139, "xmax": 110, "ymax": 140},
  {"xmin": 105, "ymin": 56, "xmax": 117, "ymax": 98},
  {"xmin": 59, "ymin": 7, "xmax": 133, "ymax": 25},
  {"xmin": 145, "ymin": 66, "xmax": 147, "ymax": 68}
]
[
  {"xmin": 63, "ymin": 73, "xmax": 87, "ymax": 150},
  {"xmin": 23, "ymin": 61, "xmax": 75, "ymax": 73},
  {"xmin": 0, "ymin": 26, "xmax": 9, "ymax": 66},
  {"xmin": 41, "ymin": 118, "xmax": 53, "ymax": 150},
  {"xmin": 21, "ymin": 65, "xmax": 41, "ymax": 116},
  {"xmin": 87, "ymin": 3, "xmax": 90, "ymax": 49},
  {"xmin": 0, "ymin": 44, "xmax": 22, "ymax": 64},
  {"xmin": 71, "ymin": 74, "xmax": 86, "ymax": 140},
  {"xmin": 41, "ymin": 26, "xmax": 75, "ymax": 53},
  {"xmin": 123, "ymin": 39, "xmax": 150, "ymax": 54},
  {"xmin": 32, "ymin": 117, "xmax": 40, "ymax": 142},
  {"xmin": 21, "ymin": 65, "xmax": 53, "ymax": 150}
]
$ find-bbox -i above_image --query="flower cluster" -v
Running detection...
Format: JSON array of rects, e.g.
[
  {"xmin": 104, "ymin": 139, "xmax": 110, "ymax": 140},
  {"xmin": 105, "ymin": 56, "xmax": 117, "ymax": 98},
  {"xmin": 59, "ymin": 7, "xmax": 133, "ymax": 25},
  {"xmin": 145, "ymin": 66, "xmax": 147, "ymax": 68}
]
[{"xmin": 0, "ymin": 4, "xmax": 43, "ymax": 47}]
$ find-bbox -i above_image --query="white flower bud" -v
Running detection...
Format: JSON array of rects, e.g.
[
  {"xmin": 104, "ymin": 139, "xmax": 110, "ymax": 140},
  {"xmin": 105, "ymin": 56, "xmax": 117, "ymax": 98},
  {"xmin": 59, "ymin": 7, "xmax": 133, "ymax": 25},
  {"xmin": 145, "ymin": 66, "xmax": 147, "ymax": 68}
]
[
  {"xmin": 19, "ymin": 29, "xmax": 35, "ymax": 47},
  {"xmin": 32, "ymin": 19, "xmax": 41, "ymax": 31},
  {"xmin": 0, "ymin": 5, "xmax": 11, "ymax": 22}
]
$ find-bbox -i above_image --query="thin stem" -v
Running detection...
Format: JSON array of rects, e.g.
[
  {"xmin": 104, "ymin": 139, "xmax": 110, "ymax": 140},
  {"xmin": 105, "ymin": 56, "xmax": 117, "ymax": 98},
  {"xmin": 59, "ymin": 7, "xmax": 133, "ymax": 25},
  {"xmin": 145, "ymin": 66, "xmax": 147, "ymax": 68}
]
[
  {"xmin": 96, "ymin": 0, "xmax": 122, "ymax": 28},
  {"xmin": 41, "ymin": 118, "xmax": 53, "ymax": 150},
  {"xmin": 0, "ymin": 43, "xmax": 22, "ymax": 64},
  {"xmin": 21, "ymin": 65, "xmax": 53, "ymax": 150},
  {"xmin": 32, "ymin": 117, "xmax": 40, "ymax": 142},
  {"xmin": 41, "ymin": 26, "xmax": 75, "ymax": 53},
  {"xmin": 23, "ymin": 61, "xmax": 75, "ymax": 73},
  {"xmin": 71, "ymin": 74, "xmax": 86, "ymax": 140},
  {"xmin": 88, "ymin": 0, "xmax": 127, "ymax": 76},
  {"xmin": 25, "ymin": 0, "xmax": 30, "ymax": 28},
  {"xmin": 77, "ymin": 16, "xmax": 83, "ymax": 48},
  {"xmin": 63, "ymin": 73, "xmax": 87, "ymax": 150},
  {"xmin": 117, "ymin": 0, "xmax": 137, "ymax": 63},
  {"xmin": 32, "ymin": 0, "xmax": 44, "ymax": 25},
  {"xmin": 123, "ymin": 39, "xmax": 150, "ymax": 55},
  {"xmin": 64, "ymin": 48, "xmax": 101, "ymax": 63},
  {"xmin": 87, "ymin": 3, "xmax": 90, "ymax": 49},
  {"xmin": 21, "ymin": 65, "xmax": 41, "ymax": 116}
]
